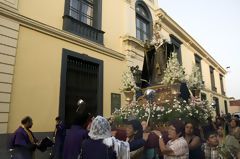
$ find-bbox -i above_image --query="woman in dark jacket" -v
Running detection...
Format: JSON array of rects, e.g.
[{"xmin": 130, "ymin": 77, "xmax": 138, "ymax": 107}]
[
  {"xmin": 183, "ymin": 122, "xmax": 202, "ymax": 159},
  {"xmin": 80, "ymin": 116, "xmax": 129, "ymax": 159},
  {"xmin": 126, "ymin": 120, "xmax": 145, "ymax": 159}
]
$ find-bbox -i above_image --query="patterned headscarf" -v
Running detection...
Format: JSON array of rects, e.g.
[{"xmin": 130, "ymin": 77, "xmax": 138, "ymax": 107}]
[
  {"xmin": 88, "ymin": 116, "xmax": 130, "ymax": 159},
  {"xmin": 88, "ymin": 116, "xmax": 111, "ymax": 140}
]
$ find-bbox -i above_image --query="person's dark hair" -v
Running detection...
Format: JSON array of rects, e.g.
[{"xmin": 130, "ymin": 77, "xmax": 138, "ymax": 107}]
[
  {"xmin": 140, "ymin": 119, "xmax": 152, "ymax": 128},
  {"xmin": 21, "ymin": 116, "xmax": 32, "ymax": 125},
  {"xmin": 231, "ymin": 119, "xmax": 239, "ymax": 126},
  {"xmin": 216, "ymin": 117, "xmax": 225, "ymax": 124},
  {"xmin": 73, "ymin": 112, "xmax": 91, "ymax": 127},
  {"xmin": 184, "ymin": 122, "xmax": 194, "ymax": 129},
  {"xmin": 127, "ymin": 120, "xmax": 143, "ymax": 140},
  {"xmin": 207, "ymin": 117, "xmax": 213, "ymax": 124},
  {"xmin": 234, "ymin": 115, "xmax": 240, "ymax": 119},
  {"xmin": 169, "ymin": 119, "xmax": 184, "ymax": 135},
  {"xmin": 225, "ymin": 113, "xmax": 232, "ymax": 122},
  {"xmin": 89, "ymin": 113, "xmax": 96, "ymax": 119},
  {"xmin": 183, "ymin": 122, "xmax": 200, "ymax": 137},
  {"xmin": 55, "ymin": 116, "xmax": 61, "ymax": 121},
  {"xmin": 217, "ymin": 124, "xmax": 229, "ymax": 135},
  {"xmin": 205, "ymin": 131, "xmax": 217, "ymax": 140}
]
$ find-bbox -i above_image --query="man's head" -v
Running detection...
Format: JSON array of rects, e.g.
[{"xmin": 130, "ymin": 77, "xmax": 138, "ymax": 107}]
[
  {"xmin": 234, "ymin": 115, "xmax": 239, "ymax": 121},
  {"xmin": 55, "ymin": 116, "xmax": 62, "ymax": 125},
  {"xmin": 206, "ymin": 131, "xmax": 219, "ymax": 147},
  {"xmin": 73, "ymin": 112, "xmax": 91, "ymax": 128},
  {"xmin": 21, "ymin": 116, "xmax": 33, "ymax": 129}
]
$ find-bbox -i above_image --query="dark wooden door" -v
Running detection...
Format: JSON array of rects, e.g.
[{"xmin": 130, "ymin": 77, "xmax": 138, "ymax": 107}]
[
  {"xmin": 60, "ymin": 49, "xmax": 103, "ymax": 128},
  {"xmin": 224, "ymin": 100, "xmax": 228, "ymax": 114},
  {"xmin": 213, "ymin": 97, "xmax": 220, "ymax": 116}
]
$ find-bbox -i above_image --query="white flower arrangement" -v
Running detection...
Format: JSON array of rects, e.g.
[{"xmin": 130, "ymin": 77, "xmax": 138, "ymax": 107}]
[
  {"xmin": 113, "ymin": 97, "xmax": 215, "ymax": 126},
  {"xmin": 183, "ymin": 96, "xmax": 215, "ymax": 123},
  {"xmin": 120, "ymin": 67, "xmax": 138, "ymax": 92},
  {"xmin": 187, "ymin": 63, "xmax": 204, "ymax": 89},
  {"xmin": 161, "ymin": 53, "xmax": 186, "ymax": 85}
]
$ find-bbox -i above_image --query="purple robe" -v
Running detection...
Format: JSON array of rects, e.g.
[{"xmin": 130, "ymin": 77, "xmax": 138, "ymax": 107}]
[
  {"xmin": 63, "ymin": 125, "xmax": 88, "ymax": 159},
  {"xmin": 9, "ymin": 126, "xmax": 38, "ymax": 159},
  {"xmin": 50, "ymin": 122, "xmax": 66, "ymax": 159}
]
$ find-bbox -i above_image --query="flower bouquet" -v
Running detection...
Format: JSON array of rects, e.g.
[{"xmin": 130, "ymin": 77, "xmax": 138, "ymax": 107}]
[
  {"xmin": 112, "ymin": 97, "xmax": 215, "ymax": 127},
  {"xmin": 120, "ymin": 67, "xmax": 138, "ymax": 92}
]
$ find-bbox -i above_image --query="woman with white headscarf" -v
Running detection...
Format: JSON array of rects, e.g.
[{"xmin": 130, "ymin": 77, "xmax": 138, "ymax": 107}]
[{"xmin": 79, "ymin": 116, "xmax": 130, "ymax": 159}]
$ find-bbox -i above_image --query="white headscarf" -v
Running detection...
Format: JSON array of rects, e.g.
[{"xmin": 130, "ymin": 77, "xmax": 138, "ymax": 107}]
[
  {"xmin": 88, "ymin": 115, "xmax": 111, "ymax": 140},
  {"xmin": 88, "ymin": 116, "xmax": 130, "ymax": 159}
]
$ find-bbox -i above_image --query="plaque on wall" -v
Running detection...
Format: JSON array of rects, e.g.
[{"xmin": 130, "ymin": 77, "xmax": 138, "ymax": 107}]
[{"xmin": 111, "ymin": 93, "xmax": 121, "ymax": 114}]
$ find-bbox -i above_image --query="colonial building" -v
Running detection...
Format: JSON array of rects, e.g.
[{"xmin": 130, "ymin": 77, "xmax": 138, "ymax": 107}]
[
  {"xmin": 121, "ymin": 3, "xmax": 229, "ymax": 117},
  {"xmin": 0, "ymin": 0, "xmax": 229, "ymax": 140},
  {"xmin": 229, "ymin": 98, "xmax": 240, "ymax": 114}
]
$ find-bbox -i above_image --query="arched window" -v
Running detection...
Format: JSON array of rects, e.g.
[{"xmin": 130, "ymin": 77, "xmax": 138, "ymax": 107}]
[{"xmin": 135, "ymin": 1, "xmax": 153, "ymax": 42}]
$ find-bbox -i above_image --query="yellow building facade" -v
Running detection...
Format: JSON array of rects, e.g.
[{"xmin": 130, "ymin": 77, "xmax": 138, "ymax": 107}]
[{"xmin": 0, "ymin": 0, "xmax": 229, "ymax": 137}]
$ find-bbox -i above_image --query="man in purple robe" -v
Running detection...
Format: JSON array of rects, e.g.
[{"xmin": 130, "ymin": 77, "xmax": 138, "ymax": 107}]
[
  {"xmin": 63, "ymin": 112, "xmax": 90, "ymax": 159},
  {"xmin": 9, "ymin": 116, "xmax": 38, "ymax": 159},
  {"xmin": 50, "ymin": 116, "xmax": 66, "ymax": 159}
]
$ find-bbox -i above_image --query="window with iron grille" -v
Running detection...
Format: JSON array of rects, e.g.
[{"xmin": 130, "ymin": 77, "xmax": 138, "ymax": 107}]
[
  {"xmin": 135, "ymin": 1, "xmax": 153, "ymax": 42},
  {"xmin": 210, "ymin": 66, "xmax": 216, "ymax": 92},
  {"xmin": 170, "ymin": 34, "xmax": 183, "ymax": 64},
  {"xmin": 63, "ymin": 0, "xmax": 104, "ymax": 44},
  {"xmin": 220, "ymin": 74, "xmax": 225, "ymax": 95},
  {"xmin": 224, "ymin": 100, "xmax": 228, "ymax": 114},
  {"xmin": 136, "ymin": 16, "xmax": 148, "ymax": 42},
  {"xmin": 69, "ymin": 0, "xmax": 93, "ymax": 26},
  {"xmin": 195, "ymin": 54, "xmax": 203, "ymax": 81},
  {"xmin": 201, "ymin": 93, "xmax": 207, "ymax": 101},
  {"xmin": 213, "ymin": 97, "xmax": 220, "ymax": 116}
]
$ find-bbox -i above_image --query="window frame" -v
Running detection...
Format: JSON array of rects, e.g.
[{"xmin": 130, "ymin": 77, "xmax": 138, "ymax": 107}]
[
  {"xmin": 195, "ymin": 54, "xmax": 203, "ymax": 81},
  {"xmin": 63, "ymin": 0, "xmax": 104, "ymax": 44},
  {"xmin": 210, "ymin": 66, "xmax": 216, "ymax": 92},
  {"xmin": 213, "ymin": 97, "xmax": 220, "ymax": 116},
  {"xmin": 219, "ymin": 74, "xmax": 225, "ymax": 95},
  {"xmin": 69, "ymin": 0, "xmax": 94, "ymax": 26},
  {"xmin": 224, "ymin": 100, "xmax": 228, "ymax": 114},
  {"xmin": 170, "ymin": 34, "xmax": 183, "ymax": 64},
  {"xmin": 135, "ymin": 1, "xmax": 153, "ymax": 42},
  {"xmin": 201, "ymin": 93, "xmax": 207, "ymax": 101}
]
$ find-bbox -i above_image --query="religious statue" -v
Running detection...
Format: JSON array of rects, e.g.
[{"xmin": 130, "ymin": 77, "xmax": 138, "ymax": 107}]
[{"xmin": 141, "ymin": 22, "xmax": 172, "ymax": 88}]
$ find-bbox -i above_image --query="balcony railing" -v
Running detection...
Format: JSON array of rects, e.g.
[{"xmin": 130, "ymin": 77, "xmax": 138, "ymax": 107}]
[
  {"xmin": 63, "ymin": 15, "xmax": 104, "ymax": 45},
  {"xmin": 212, "ymin": 86, "xmax": 217, "ymax": 92},
  {"xmin": 222, "ymin": 91, "xmax": 226, "ymax": 96}
]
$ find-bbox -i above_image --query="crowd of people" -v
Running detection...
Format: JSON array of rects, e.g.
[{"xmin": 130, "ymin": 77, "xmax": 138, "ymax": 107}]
[{"xmin": 8, "ymin": 112, "xmax": 240, "ymax": 159}]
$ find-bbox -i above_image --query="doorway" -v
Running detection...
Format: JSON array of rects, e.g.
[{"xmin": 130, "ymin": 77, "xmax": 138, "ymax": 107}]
[{"xmin": 59, "ymin": 49, "xmax": 103, "ymax": 128}]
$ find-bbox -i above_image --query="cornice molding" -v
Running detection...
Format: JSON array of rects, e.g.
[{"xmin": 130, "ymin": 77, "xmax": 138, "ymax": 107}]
[
  {"xmin": 0, "ymin": 1, "xmax": 18, "ymax": 11},
  {"xmin": 155, "ymin": 8, "xmax": 226, "ymax": 75},
  {"xmin": 0, "ymin": 3, "xmax": 125, "ymax": 61},
  {"xmin": 122, "ymin": 35, "xmax": 144, "ymax": 48},
  {"xmin": 122, "ymin": 35, "xmax": 145, "ymax": 61},
  {"xmin": 124, "ymin": 0, "xmax": 131, "ymax": 4},
  {"xmin": 202, "ymin": 88, "xmax": 228, "ymax": 99}
]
